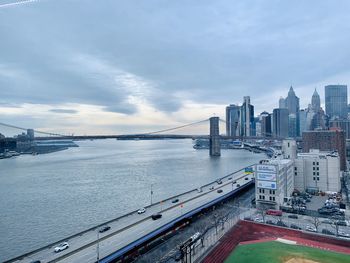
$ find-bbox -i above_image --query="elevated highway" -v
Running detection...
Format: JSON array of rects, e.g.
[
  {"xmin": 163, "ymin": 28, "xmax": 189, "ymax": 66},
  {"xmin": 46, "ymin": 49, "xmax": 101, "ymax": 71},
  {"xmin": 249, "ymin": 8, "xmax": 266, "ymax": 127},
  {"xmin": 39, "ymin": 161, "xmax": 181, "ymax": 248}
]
[{"xmin": 6, "ymin": 167, "xmax": 256, "ymax": 263}]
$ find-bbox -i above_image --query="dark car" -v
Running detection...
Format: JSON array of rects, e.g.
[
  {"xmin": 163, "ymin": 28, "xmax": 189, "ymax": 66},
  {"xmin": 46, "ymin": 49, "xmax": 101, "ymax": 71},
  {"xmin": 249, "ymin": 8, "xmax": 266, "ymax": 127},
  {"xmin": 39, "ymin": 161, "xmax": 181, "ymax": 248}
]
[
  {"xmin": 236, "ymin": 184, "xmax": 240, "ymax": 187},
  {"xmin": 30, "ymin": 261, "xmax": 41, "ymax": 263},
  {"xmin": 232, "ymin": 181, "xmax": 237, "ymax": 184},
  {"xmin": 244, "ymin": 216, "xmax": 253, "ymax": 221},
  {"xmin": 336, "ymin": 221, "xmax": 347, "ymax": 226},
  {"xmin": 217, "ymin": 189, "xmax": 223, "ymax": 193},
  {"xmin": 172, "ymin": 198, "xmax": 179, "ymax": 203},
  {"xmin": 276, "ymin": 221, "xmax": 287, "ymax": 227},
  {"xmin": 152, "ymin": 213, "xmax": 162, "ymax": 220},
  {"xmin": 245, "ymin": 177, "xmax": 249, "ymax": 180},
  {"xmin": 288, "ymin": 214, "xmax": 298, "ymax": 219},
  {"xmin": 290, "ymin": 224, "xmax": 301, "ymax": 230},
  {"xmin": 99, "ymin": 226, "xmax": 111, "ymax": 233},
  {"xmin": 228, "ymin": 177, "xmax": 232, "ymax": 180},
  {"xmin": 322, "ymin": 229, "xmax": 335, "ymax": 235},
  {"xmin": 266, "ymin": 220, "xmax": 275, "ymax": 225}
]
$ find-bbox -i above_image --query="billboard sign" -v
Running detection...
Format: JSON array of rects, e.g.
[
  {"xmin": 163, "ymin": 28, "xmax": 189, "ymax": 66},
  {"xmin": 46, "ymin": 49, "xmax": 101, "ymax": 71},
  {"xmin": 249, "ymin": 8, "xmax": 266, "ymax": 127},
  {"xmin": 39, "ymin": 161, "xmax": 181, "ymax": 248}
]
[
  {"xmin": 256, "ymin": 164, "xmax": 276, "ymax": 174},
  {"xmin": 257, "ymin": 180, "xmax": 277, "ymax": 190},
  {"xmin": 257, "ymin": 172, "xmax": 276, "ymax": 181}
]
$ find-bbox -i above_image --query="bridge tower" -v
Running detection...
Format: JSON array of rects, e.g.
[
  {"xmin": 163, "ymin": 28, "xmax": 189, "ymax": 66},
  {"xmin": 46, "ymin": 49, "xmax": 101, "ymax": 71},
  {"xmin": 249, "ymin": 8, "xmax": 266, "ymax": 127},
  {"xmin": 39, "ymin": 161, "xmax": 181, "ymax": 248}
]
[{"xmin": 209, "ymin": 117, "xmax": 221, "ymax": 156}]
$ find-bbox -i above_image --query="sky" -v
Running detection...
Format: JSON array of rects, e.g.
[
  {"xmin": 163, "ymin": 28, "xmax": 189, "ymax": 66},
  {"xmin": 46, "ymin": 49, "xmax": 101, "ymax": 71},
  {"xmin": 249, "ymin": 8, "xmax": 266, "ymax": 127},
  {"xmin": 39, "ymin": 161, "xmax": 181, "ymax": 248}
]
[{"xmin": 1, "ymin": 0, "xmax": 350, "ymax": 136}]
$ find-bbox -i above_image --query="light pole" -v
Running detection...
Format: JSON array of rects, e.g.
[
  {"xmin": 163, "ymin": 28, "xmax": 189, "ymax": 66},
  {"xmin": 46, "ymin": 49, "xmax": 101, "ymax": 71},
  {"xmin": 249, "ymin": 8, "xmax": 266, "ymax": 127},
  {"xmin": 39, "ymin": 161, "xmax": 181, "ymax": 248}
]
[
  {"xmin": 151, "ymin": 184, "xmax": 153, "ymax": 205},
  {"xmin": 96, "ymin": 229, "xmax": 100, "ymax": 263}
]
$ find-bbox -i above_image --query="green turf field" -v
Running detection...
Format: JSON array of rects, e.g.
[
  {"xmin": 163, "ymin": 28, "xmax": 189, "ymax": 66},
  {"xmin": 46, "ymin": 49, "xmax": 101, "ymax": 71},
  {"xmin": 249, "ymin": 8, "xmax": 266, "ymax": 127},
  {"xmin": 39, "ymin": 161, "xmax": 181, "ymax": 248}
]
[{"xmin": 224, "ymin": 241, "xmax": 350, "ymax": 263}]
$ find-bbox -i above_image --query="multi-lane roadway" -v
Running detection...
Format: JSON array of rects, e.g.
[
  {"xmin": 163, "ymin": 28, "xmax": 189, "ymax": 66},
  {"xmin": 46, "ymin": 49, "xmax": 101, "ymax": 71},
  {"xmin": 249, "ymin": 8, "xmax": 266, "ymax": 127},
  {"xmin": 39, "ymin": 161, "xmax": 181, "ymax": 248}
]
[{"xmin": 8, "ymin": 169, "xmax": 254, "ymax": 263}]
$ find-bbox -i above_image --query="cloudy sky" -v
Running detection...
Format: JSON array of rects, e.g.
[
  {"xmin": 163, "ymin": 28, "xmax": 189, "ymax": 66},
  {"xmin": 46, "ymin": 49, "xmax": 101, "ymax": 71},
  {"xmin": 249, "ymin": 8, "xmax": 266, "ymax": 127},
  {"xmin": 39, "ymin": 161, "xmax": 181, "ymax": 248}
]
[{"xmin": 1, "ymin": 0, "xmax": 350, "ymax": 135}]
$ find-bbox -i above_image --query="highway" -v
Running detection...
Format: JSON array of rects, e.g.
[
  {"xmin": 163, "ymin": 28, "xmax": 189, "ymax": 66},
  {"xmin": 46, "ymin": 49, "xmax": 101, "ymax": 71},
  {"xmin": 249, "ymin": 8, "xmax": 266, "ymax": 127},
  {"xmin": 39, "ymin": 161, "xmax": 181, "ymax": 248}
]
[{"xmin": 8, "ymin": 168, "xmax": 254, "ymax": 263}]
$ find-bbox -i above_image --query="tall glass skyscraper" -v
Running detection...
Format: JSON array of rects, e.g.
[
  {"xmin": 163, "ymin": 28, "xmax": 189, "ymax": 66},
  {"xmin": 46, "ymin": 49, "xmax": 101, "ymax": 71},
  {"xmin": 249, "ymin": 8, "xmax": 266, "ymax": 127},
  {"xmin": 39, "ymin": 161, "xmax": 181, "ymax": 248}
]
[
  {"xmin": 225, "ymin": 104, "xmax": 240, "ymax": 136},
  {"xmin": 273, "ymin": 108, "xmax": 289, "ymax": 138},
  {"xmin": 325, "ymin": 85, "xmax": 348, "ymax": 120}
]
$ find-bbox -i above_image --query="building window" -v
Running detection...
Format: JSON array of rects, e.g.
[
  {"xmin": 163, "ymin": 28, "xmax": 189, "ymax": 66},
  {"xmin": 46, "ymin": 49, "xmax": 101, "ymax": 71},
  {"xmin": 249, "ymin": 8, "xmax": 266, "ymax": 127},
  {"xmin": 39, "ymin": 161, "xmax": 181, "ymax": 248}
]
[
  {"xmin": 313, "ymin": 167, "xmax": 315, "ymax": 170},
  {"xmin": 313, "ymin": 177, "xmax": 315, "ymax": 181},
  {"xmin": 317, "ymin": 177, "xmax": 320, "ymax": 181},
  {"xmin": 317, "ymin": 167, "xmax": 319, "ymax": 170},
  {"xmin": 317, "ymin": 162, "xmax": 319, "ymax": 165},
  {"xmin": 272, "ymin": 197, "xmax": 275, "ymax": 201},
  {"xmin": 294, "ymin": 167, "xmax": 297, "ymax": 171},
  {"xmin": 313, "ymin": 172, "xmax": 315, "ymax": 175},
  {"xmin": 313, "ymin": 162, "xmax": 315, "ymax": 165},
  {"xmin": 294, "ymin": 172, "xmax": 297, "ymax": 176},
  {"xmin": 317, "ymin": 172, "xmax": 319, "ymax": 176}
]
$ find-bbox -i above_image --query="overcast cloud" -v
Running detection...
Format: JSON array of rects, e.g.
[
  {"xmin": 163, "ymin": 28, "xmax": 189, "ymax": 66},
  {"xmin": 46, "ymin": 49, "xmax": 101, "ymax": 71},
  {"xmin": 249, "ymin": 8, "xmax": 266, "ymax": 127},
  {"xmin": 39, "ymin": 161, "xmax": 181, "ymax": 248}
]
[{"xmin": 1, "ymin": 0, "xmax": 350, "ymax": 135}]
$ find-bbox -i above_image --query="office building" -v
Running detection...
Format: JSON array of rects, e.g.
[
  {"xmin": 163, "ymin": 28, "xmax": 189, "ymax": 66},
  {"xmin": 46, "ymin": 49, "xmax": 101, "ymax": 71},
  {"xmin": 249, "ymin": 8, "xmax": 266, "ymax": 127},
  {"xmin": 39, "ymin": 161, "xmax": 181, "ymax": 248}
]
[
  {"xmin": 260, "ymin": 112, "xmax": 272, "ymax": 137},
  {"xmin": 329, "ymin": 119, "xmax": 350, "ymax": 139},
  {"xmin": 299, "ymin": 109, "xmax": 307, "ymax": 134},
  {"xmin": 240, "ymin": 96, "xmax": 255, "ymax": 137},
  {"xmin": 255, "ymin": 158, "xmax": 294, "ymax": 209},
  {"xmin": 294, "ymin": 149, "xmax": 341, "ymax": 193},
  {"xmin": 288, "ymin": 114, "xmax": 297, "ymax": 138},
  {"xmin": 285, "ymin": 86, "xmax": 300, "ymax": 136},
  {"xmin": 225, "ymin": 104, "xmax": 240, "ymax": 136},
  {"xmin": 272, "ymin": 108, "xmax": 289, "ymax": 138},
  {"xmin": 282, "ymin": 139, "xmax": 297, "ymax": 160},
  {"xmin": 279, "ymin": 97, "xmax": 286, "ymax": 109},
  {"xmin": 302, "ymin": 129, "xmax": 346, "ymax": 171},
  {"xmin": 325, "ymin": 85, "xmax": 348, "ymax": 120}
]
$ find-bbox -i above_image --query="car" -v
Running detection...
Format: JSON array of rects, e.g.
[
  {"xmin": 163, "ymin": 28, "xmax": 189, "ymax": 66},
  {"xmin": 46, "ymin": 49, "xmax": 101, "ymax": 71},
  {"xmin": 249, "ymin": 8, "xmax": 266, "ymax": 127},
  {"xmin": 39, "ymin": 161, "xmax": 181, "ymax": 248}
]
[
  {"xmin": 305, "ymin": 225, "xmax": 316, "ymax": 232},
  {"xmin": 338, "ymin": 231, "xmax": 350, "ymax": 238},
  {"xmin": 54, "ymin": 242, "xmax": 69, "ymax": 253},
  {"xmin": 266, "ymin": 220, "xmax": 275, "ymax": 225},
  {"xmin": 321, "ymin": 229, "xmax": 335, "ymax": 235},
  {"xmin": 138, "ymin": 208, "xmax": 146, "ymax": 214},
  {"xmin": 254, "ymin": 217, "xmax": 264, "ymax": 223},
  {"xmin": 336, "ymin": 221, "xmax": 347, "ymax": 226},
  {"xmin": 245, "ymin": 177, "xmax": 249, "ymax": 180},
  {"xmin": 197, "ymin": 187, "xmax": 202, "ymax": 193},
  {"xmin": 152, "ymin": 213, "xmax": 162, "ymax": 220},
  {"xmin": 232, "ymin": 181, "xmax": 237, "ymax": 184},
  {"xmin": 209, "ymin": 186, "xmax": 215, "ymax": 190},
  {"xmin": 30, "ymin": 261, "xmax": 41, "ymax": 263},
  {"xmin": 216, "ymin": 180, "xmax": 222, "ymax": 184},
  {"xmin": 276, "ymin": 221, "xmax": 287, "ymax": 227},
  {"xmin": 244, "ymin": 216, "xmax": 253, "ymax": 221},
  {"xmin": 290, "ymin": 224, "xmax": 302, "ymax": 230},
  {"xmin": 99, "ymin": 226, "xmax": 111, "ymax": 233},
  {"xmin": 288, "ymin": 214, "xmax": 298, "ymax": 219},
  {"xmin": 236, "ymin": 184, "xmax": 240, "ymax": 187},
  {"xmin": 172, "ymin": 198, "xmax": 179, "ymax": 203},
  {"xmin": 228, "ymin": 177, "xmax": 232, "ymax": 180},
  {"xmin": 217, "ymin": 189, "xmax": 223, "ymax": 193},
  {"xmin": 266, "ymin": 209, "xmax": 283, "ymax": 216},
  {"xmin": 322, "ymin": 219, "xmax": 332, "ymax": 224}
]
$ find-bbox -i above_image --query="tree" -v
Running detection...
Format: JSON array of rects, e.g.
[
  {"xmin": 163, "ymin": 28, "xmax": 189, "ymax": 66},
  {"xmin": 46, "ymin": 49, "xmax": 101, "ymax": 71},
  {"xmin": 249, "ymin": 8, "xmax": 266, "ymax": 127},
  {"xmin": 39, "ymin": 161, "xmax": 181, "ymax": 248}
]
[
  {"xmin": 308, "ymin": 216, "xmax": 322, "ymax": 232},
  {"xmin": 257, "ymin": 204, "xmax": 269, "ymax": 223}
]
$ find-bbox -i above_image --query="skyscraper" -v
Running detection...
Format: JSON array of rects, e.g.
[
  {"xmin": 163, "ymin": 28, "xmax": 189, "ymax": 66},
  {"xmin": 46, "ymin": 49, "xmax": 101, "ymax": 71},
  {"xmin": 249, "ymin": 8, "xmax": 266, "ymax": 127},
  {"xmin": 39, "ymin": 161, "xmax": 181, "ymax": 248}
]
[
  {"xmin": 225, "ymin": 104, "xmax": 240, "ymax": 136},
  {"xmin": 311, "ymin": 88, "xmax": 321, "ymax": 111},
  {"xmin": 260, "ymin": 111, "xmax": 272, "ymax": 137},
  {"xmin": 273, "ymin": 108, "xmax": 289, "ymax": 138},
  {"xmin": 325, "ymin": 85, "xmax": 348, "ymax": 120},
  {"xmin": 285, "ymin": 86, "xmax": 300, "ymax": 136},
  {"xmin": 240, "ymin": 96, "xmax": 255, "ymax": 137},
  {"xmin": 288, "ymin": 114, "xmax": 297, "ymax": 137}
]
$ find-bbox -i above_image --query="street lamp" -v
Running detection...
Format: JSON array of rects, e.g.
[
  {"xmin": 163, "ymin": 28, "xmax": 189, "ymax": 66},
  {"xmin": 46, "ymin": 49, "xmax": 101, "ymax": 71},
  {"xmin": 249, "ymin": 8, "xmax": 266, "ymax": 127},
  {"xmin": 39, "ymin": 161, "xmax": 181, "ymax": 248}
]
[
  {"xmin": 151, "ymin": 184, "xmax": 153, "ymax": 205},
  {"xmin": 96, "ymin": 229, "xmax": 100, "ymax": 263}
]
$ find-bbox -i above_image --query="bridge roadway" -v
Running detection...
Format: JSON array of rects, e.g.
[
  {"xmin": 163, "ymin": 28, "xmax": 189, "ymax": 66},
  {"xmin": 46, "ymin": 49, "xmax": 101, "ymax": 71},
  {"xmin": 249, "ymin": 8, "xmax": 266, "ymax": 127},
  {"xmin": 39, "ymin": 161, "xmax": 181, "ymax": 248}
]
[{"xmin": 8, "ymin": 168, "xmax": 255, "ymax": 263}]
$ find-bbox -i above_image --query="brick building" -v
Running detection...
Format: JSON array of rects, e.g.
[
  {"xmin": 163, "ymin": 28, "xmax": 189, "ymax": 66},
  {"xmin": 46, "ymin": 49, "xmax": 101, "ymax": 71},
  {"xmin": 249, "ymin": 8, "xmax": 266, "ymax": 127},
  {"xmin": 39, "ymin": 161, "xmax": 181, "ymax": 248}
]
[{"xmin": 302, "ymin": 129, "xmax": 346, "ymax": 171}]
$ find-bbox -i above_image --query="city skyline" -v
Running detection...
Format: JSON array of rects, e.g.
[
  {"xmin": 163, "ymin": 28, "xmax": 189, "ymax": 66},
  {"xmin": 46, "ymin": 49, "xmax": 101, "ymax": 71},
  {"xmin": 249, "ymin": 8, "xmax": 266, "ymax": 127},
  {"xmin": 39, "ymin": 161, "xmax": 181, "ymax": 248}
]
[{"xmin": 1, "ymin": 1, "xmax": 350, "ymax": 135}]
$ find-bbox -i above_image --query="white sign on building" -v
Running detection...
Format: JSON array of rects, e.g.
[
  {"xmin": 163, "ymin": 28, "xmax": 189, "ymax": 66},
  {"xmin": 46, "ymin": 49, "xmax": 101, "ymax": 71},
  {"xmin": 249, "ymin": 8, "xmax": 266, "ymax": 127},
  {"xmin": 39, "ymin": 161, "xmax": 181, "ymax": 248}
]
[
  {"xmin": 256, "ymin": 164, "xmax": 276, "ymax": 174},
  {"xmin": 257, "ymin": 180, "xmax": 277, "ymax": 190},
  {"xmin": 257, "ymin": 172, "xmax": 276, "ymax": 181}
]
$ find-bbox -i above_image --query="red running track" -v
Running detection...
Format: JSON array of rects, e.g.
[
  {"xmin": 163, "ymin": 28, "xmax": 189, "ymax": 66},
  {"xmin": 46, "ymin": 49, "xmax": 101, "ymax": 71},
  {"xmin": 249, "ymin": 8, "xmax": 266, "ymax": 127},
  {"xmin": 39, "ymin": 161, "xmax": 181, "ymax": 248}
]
[{"xmin": 202, "ymin": 220, "xmax": 350, "ymax": 263}]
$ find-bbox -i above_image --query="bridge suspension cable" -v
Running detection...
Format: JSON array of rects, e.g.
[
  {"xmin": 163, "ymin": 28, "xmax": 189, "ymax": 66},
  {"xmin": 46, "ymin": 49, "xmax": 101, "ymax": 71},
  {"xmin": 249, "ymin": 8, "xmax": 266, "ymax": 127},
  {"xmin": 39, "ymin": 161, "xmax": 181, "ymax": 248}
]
[
  {"xmin": 0, "ymin": 122, "xmax": 65, "ymax": 137},
  {"xmin": 143, "ymin": 119, "xmax": 209, "ymax": 135}
]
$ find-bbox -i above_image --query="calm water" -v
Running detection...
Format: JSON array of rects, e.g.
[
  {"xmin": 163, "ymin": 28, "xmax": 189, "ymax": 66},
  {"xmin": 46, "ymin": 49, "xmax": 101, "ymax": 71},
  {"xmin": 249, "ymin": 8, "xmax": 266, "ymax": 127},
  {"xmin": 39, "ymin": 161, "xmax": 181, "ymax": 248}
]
[{"xmin": 0, "ymin": 139, "xmax": 264, "ymax": 261}]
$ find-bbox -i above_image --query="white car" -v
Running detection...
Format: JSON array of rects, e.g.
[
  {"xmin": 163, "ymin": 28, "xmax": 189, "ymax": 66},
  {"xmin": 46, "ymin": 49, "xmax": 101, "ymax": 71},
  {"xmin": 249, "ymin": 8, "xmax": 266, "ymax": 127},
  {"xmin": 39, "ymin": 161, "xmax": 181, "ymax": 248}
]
[
  {"xmin": 254, "ymin": 217, "xmax": 264, "ymax": 223},
  {"xmin": 305, "ymin": 225, "xmax": 316, "ymax": 232},
  {"xmin": 54, "ymin": 242, "xmax": 69, "ymax": 253},
  {"xmin": 338, "ymin": 231, "xmax": 350, "ymax": 238},
  {"xmin": 137, "ymin": 208, "xmax": 146, "ymax": 214}
]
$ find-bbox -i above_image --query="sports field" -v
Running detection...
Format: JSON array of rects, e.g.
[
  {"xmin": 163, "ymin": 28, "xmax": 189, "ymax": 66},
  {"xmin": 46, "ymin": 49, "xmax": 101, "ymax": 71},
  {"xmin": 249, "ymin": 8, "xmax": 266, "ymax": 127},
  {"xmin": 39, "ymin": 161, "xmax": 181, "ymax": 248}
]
[{"xmin": 225, "ymin": 241, "xmax": 350, "ymax": 263}]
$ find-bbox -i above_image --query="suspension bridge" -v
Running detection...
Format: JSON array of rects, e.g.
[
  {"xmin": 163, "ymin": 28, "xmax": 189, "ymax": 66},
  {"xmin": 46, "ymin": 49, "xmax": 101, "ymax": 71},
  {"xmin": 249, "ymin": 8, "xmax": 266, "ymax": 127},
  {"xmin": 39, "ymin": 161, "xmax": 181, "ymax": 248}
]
[{"xmin": 0, "ymin": 117, "xmax": 288, "ymax": 156}]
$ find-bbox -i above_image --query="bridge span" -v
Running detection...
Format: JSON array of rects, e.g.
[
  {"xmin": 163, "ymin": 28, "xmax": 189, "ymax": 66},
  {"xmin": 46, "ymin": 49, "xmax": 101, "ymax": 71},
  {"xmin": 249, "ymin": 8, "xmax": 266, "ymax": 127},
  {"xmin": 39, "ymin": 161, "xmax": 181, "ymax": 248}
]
[{"xmin": 5, "ymin": 166, "xmax": 256, "ymax": 263}]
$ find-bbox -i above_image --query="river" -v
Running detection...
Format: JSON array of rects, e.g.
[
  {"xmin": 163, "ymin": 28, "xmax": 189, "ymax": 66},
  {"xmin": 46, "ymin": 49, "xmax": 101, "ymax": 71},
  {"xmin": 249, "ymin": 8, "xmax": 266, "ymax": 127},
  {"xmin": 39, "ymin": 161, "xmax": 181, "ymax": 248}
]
[{"xmin": 0, "ymin": 139, "xmax": 265, "ymax": 261}]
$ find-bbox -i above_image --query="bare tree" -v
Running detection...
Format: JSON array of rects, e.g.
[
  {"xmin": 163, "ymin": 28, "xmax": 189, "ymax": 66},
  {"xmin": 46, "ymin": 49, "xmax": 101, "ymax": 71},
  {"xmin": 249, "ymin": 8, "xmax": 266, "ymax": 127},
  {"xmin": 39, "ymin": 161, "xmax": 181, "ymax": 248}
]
[
  {"xmin": 308, "ymin": 216, "xmax": 322, "ymax": 232},
  {"xmin": 329, "ymin": 217, "xmax": 341, "ymax": 236},
  {"xmin": 257, "ymin": 204, "xmax": 269, "ymax": 223}
]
